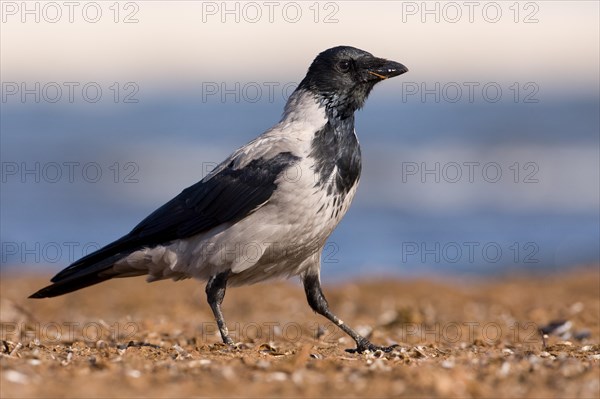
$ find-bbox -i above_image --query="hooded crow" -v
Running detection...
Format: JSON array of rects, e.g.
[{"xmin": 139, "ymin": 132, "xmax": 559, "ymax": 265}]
[{"xmin": 30, "ymin": 46, "xmax": 408, "ymax": 353}]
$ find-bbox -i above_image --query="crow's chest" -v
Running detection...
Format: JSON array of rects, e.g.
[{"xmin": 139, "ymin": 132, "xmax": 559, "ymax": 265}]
[
  {"xmin": 305, "ymin": 122, "xmax": 361, "ymax": 232},
  {"xmin": 309, "ymin": 123, "xmax": 362, "ymax": 197}
]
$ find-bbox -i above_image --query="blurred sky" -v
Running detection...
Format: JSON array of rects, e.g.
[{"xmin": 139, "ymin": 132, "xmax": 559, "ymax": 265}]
[
  {"xmin": 1, "ymin": 1, "xmax": 599, "ymax": 279},
  {"xmin": 2, "ymin": 1, "xmax": 599, "ymax": 92}
]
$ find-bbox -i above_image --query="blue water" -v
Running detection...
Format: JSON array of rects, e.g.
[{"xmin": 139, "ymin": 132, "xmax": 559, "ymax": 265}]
[{"xmin": 1, "ymin": 92, "xmax": 599, "ymax": 280}]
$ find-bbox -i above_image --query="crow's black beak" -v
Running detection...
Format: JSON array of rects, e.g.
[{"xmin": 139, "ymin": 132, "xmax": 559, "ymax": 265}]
[{"xmin": 367, "ymin": 59, "xmax": 408, "ymax": 80}]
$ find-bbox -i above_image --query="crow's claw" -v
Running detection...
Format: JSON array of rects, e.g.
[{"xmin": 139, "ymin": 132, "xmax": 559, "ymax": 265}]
[{"xmin": 345, "ymin": 342, "xmax": 400, "ymax": 354}]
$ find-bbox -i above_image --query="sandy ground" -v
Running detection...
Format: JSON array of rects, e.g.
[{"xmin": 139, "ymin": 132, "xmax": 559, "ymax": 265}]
[{"xmin": 1, "ymin": 267, "xmax": 598, "ymax": 398}]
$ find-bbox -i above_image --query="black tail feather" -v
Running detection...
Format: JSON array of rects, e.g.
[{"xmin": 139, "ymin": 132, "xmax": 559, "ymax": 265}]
[
  {"xmin": 29, "ymin": 274, "xmax": 114, "ymax": 298},
  {"xmin": 30, "ymin": 244, "xmax": 138, "ymax": 299},
  {"xmin": 50, "ymin": 235, "xmax": 138, "ymax": 283}
]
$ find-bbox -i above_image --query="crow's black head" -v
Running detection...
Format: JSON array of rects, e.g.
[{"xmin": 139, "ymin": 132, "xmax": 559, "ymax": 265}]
[{"xmin": 297, "ymin": 46, "xmax": 408, "ymax": 119}]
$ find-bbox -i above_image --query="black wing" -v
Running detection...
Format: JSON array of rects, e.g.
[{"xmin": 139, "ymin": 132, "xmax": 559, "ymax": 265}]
[{"xmin": 30, "ymin": 152, "xmax": 300, "ymax": 298}]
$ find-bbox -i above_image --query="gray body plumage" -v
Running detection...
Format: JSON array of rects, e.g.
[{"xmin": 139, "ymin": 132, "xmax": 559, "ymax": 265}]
[{"xmin": 117, "ymin": 89, "xmax": 359, "ymax": 286}]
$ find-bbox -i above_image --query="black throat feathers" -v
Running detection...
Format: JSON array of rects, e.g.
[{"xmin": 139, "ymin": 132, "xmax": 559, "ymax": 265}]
[{"xmin": 309, "ymin": 112, "xmax": 362, "ymax": 198}]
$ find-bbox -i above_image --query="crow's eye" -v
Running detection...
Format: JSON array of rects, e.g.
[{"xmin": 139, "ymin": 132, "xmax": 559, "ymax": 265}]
[{"xmin": 338, "ymin": 60, "xmax": 351, "ymax": 73}]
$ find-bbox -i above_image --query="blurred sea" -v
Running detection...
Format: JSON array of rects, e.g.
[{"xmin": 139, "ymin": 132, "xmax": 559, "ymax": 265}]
[{"xmin": 1, "ymin": 91, "xmax": 598, "ymax": 280}]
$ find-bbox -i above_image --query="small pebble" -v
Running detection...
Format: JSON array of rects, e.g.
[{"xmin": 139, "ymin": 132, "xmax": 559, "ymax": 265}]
[
  {"xmin": 372, "ymin": 349, "xmax": 384, "ymax": 358},
  {"xmin": 221, "ymin": 366, "xmax": 236, "ymax": 381},
  {"xmin": 355, "ymin": 325, "xmax": 373, "ymax": 337},
  {"xmin": 258, "ymin": 343, "xmax": 277, "ymax": 353},
  {"xmin": 61, "ymin": 351, "xmax": 73, "ymax": 366},
  {"xmin": 9, "ymin": 342, "xmax": 22, "ymax": 357},
  {"xmin": 574, "ymin": 330, "xmax": 591, "ymax": 341},
  {"xmin": 266, "ymin": 372, "xmax": 288, "ymax": 382},
  {"xmin": 440, "ymin": 360, "xmax": 454, "ymax": 369},
  {"xmin": 172, "ymin": 344, "xmax": 191, "ymax": 358},
  {"xmin": 4, "ymin": 370, "xmax": 28, "ymax": 384},
  {"xmin": 369, "ymin": 358, "xmax": 391, "ymax": 371},
  {"xmin": 569, "ymin": 302, "xmax": 584, "ymax": 314},
  {"xmin": 256, "ymin": 359, "xmax": 271, "ymax": 369},
  {"xmin": 126, "ymin": 370, "xmax": 141, "ymax": 378},
  {"xmin": 411, "ymin": 347, "xmax": 427, "ymax": 358},
  {"xmin": 378, "ymin": 310, "xmax": 399, "ymax": 326},
  {"xmin": 497, "ymin": 361, "xmax": 511, "ymax": 377},
  {"xmin": 188, "ymin": 359, "xmax": 211, "ymax": 368},
  {"xmin": 528, "ymin": 355, "xmax": 540, "ymax": 365},
  {"xmin": 291, "ymin": 370, "xmax": 304, "ymax": 385},
  {"xmin": 540, "ymin": 320, "xmax": 572, "ymax": 337}
]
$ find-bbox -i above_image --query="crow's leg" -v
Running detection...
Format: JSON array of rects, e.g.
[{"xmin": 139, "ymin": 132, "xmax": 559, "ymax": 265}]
[
  {"xmin": 303, "ymin": 273, "xmax": 397, "ymax": 353},
  {"xmin": 206, "ymin": 271, "xmax": 234, "ymax": 345}
]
